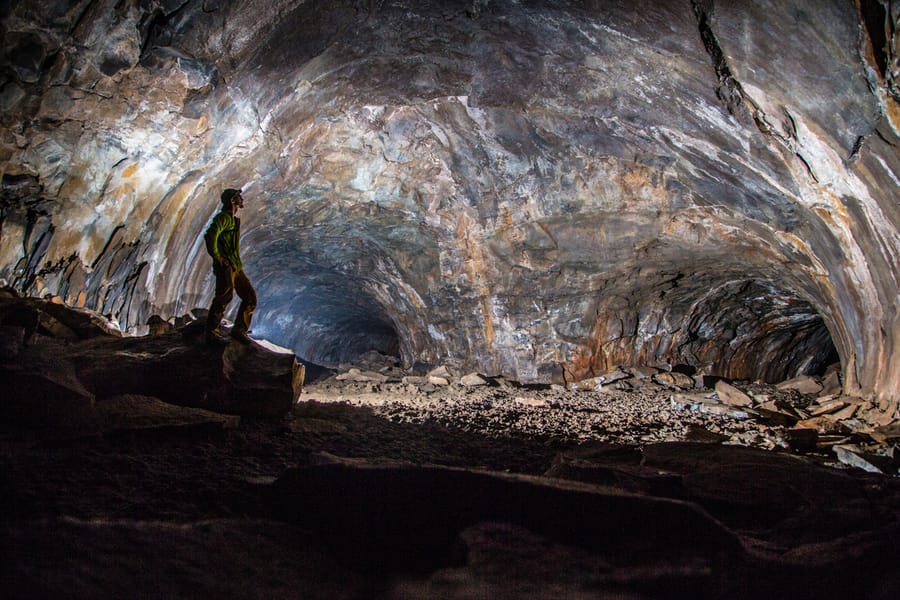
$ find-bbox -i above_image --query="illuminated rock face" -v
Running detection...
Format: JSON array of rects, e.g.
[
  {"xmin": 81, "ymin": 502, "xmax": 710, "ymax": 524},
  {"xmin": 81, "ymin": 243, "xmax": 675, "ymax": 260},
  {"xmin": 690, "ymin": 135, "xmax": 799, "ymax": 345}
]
[{"xmin": 1, "ymin": 1, "xmax": 898, "ymax": 414}]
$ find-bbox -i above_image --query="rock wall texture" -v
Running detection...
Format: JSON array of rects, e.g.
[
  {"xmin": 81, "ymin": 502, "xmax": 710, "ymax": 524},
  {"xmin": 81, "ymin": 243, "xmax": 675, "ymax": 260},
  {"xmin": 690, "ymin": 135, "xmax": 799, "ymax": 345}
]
[{"xmin": 1, "ymin": 1, "xmax": 898, "ymax": 416}]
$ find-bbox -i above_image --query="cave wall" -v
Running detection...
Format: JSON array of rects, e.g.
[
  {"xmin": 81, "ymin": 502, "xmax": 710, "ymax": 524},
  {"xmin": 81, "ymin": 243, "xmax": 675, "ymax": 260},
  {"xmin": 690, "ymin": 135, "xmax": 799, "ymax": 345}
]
[{"xmin": 1, "ymin": 0, "xmax": 898, "ymax": 415}]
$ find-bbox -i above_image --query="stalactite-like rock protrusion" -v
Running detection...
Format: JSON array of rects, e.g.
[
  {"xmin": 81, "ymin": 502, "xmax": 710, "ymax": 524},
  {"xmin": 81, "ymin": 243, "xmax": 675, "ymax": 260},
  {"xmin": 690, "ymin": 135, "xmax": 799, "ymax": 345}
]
[{"xmin": 0, "ymin": 0, "xmax": 898, "ymax": 420}]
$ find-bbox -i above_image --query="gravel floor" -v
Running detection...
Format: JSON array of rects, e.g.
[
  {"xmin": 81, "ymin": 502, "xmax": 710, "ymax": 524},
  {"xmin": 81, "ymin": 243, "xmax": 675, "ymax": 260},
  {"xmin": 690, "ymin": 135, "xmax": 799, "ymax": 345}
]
[{"xmin": 304, "ymin": 376, "xmax": 796, "ymax": 451}]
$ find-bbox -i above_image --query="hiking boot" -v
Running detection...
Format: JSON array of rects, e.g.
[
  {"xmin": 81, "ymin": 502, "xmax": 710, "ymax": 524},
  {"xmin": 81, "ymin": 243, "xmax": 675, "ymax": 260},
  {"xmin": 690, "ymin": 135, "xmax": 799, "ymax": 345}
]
[{"xmin": 230, "ymin": 329, "xmax": 252, "ymax": 344}]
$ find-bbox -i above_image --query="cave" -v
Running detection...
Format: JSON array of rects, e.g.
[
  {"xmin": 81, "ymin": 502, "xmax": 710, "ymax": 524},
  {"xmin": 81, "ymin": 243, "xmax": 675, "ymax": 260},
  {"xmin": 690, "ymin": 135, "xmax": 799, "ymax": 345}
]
[
  {"xmin": 1, "ymin": 1, "xmax": 899, "ymax": 597},
  {"xmin": 2, "ymin": 0, "xmax": 898, "ymax": 398}
]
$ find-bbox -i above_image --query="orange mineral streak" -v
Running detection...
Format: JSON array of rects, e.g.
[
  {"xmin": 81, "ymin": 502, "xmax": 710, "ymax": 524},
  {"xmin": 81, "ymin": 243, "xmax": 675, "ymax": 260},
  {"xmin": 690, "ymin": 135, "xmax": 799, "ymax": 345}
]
[
  {"xmin": 457, "ymin": 213, "xmax": 495, "ymax": 348},
  {"xmin": 150, "ymin": 173, "xmax": 204, "ymax": 239},
  {"xmin": 887, "ymin": 100, "xmax": 900, "ymax": 134},
  {"xmin": 564, "ymin": 345, "xmax": 594, "ymax": 383},
  {"xmin": 614, "ymin": 162, "xmax": 670, "ymax": 209},
  {"xmin": 122, "ymin": 163, "xmax": 139, "ymax": 179},
  {"xmin": 564, "ymin": 318, "xmax": 620, "ymax": 383}
]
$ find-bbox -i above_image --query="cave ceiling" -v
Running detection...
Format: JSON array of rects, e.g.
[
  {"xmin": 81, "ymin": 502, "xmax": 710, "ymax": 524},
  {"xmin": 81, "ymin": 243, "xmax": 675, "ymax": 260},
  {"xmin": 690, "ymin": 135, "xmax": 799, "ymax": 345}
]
[{"xmin": 0, "ymin": 0, "xmax": 898, "ymax": 414}]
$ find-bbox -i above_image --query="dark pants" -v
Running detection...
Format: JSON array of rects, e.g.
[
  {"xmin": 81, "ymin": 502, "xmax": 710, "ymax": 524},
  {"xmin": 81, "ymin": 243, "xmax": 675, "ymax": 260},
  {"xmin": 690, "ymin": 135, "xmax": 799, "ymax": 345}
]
[{"xmin": 207, "ymin": 264, "xmax": 257, "ymax": 335}]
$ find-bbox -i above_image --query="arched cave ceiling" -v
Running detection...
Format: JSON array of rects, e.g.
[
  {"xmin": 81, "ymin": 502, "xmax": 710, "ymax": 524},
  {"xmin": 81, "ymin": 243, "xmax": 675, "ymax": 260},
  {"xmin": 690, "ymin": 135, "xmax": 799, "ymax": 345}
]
[{"xmin": 0, "ymin": 0, "xmax": 898, "ymax": 414}]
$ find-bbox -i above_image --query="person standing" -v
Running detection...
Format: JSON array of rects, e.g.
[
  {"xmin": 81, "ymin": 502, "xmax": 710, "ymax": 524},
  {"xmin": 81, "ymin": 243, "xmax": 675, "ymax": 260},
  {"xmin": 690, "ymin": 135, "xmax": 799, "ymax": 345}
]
[{"xmin": 203, "ymin": 188, "xmax": 257, "ymax": 344}]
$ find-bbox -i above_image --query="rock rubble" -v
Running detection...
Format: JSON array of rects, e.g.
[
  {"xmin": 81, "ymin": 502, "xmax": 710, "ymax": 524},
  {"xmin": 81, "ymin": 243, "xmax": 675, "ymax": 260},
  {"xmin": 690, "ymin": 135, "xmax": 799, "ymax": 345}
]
[{"xmin": 310, "ymin": 355, "xmax": 899, "ymax": 475}]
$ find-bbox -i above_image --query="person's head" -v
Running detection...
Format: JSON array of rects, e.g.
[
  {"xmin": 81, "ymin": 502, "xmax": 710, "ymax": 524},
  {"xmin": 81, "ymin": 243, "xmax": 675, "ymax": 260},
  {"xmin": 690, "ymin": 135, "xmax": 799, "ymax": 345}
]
[{"xmin": 221, "ymin": 188, "xmax": 243, "ymax": 211}]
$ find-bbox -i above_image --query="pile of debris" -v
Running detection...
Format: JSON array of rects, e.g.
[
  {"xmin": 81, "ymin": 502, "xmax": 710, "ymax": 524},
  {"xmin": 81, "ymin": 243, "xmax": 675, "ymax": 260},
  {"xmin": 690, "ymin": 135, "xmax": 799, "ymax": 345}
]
[
  {"xmin": 669, "ymin": 373, "xmax": 899, "ymax": 472},
  {"xmin": 312, "ymin": 357, "xmax": 899, "ymax": 475}
]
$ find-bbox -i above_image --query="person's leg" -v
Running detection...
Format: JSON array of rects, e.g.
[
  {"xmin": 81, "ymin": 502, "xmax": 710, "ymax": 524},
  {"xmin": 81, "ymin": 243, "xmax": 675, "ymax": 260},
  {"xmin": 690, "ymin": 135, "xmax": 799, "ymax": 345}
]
[
  {"xmin": 207, "ymin": 264, "xmax": 235, "ymax": 337},
  {"xmin": 232, "ymin": 269, "xmax": 257, "ymax": 336}
]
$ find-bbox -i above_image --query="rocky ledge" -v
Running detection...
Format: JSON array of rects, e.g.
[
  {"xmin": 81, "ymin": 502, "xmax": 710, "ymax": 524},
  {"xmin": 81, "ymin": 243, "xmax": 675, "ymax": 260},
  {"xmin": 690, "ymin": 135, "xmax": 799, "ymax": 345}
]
[{"xmin": 0, "ymin": 291, "xmax": 305, "ymax": 441}]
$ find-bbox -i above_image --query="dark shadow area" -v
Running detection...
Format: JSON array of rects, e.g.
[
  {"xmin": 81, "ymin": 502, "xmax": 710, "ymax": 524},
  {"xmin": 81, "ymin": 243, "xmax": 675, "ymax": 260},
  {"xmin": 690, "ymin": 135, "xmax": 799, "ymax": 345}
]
[
  {"xmin": 3, "ymin": 399, "xmax": 899, "ymax": 599},
  {"xmin": 860, "ymin": 0, "xmax": 889, "ymax": 79}
]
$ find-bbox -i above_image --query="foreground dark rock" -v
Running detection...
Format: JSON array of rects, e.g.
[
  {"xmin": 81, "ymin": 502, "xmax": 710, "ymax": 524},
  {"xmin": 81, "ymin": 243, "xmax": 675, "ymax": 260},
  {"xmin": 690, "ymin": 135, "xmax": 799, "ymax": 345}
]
[
  {"xmin": 0, "ymin": 297, "xmax": 304, "ymax": 434},
  {"xmin": 268, "ymin": 453, "xmax": 745, "ymax": 572},
  {"xmin": 3, "ymin": 430, "xmax": 899, "ymax": 599},
  {"xmin": 264, "ymin": 450, "xmax": 900, "ymax": 600},
  {"xmin": 1, "ymin": 518, "xmax": 367, "ymax": 599}
]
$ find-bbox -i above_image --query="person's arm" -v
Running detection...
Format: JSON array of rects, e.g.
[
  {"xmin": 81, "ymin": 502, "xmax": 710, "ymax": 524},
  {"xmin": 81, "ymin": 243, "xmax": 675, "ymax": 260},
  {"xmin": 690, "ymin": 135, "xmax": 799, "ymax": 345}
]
[{"xmin": 204, "ymin": 214, "xmax": 228, "ymax": 267}]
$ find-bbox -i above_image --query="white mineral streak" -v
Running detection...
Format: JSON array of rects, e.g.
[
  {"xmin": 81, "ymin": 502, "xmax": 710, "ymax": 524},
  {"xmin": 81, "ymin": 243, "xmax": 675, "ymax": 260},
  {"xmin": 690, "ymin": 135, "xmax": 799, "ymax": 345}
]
[{"xmin": 875, "ymin": 156, "xmax": 900, "ymax": 188}]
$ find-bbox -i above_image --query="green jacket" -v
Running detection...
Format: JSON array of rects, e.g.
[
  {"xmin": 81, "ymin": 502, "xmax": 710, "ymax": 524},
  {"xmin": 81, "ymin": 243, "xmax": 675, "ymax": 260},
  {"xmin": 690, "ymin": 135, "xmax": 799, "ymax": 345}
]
[{"xmin": 204, "ymin": 210, "xmax": 243, "ymax": 270}]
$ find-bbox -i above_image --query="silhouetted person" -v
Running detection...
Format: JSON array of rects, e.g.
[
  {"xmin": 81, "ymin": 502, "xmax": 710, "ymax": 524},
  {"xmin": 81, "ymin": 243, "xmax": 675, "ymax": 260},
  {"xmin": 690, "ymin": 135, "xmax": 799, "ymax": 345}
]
[{"xmin": 204, "ymin": 188, "xmax": 257, "ymax": 344}]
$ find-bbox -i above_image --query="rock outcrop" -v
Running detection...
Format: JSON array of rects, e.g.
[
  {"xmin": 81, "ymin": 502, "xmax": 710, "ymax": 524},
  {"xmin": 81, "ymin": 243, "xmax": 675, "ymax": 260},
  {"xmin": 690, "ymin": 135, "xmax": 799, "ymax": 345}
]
[
  {"xmin": 0, "ymin": 1, "xmax": 898, "ymax": 418},
  {"xmin": 0, "ymin": 295, "xmax": 304, "ymax": 436}
]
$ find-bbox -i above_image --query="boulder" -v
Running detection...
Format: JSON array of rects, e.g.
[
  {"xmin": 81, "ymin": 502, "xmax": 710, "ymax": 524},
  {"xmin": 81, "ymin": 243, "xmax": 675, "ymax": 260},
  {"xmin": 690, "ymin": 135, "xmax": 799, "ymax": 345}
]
[
  {"xmin": 514, "ymin": 396, "xmax": 549, "ymax": 408},
  {"xmin": 654, "ymin": 372, "xmax": 696, "ymax": 389},
  {"xmin": 715, "ymin": 380, "xmax": 753, "ymax": 407},
  {"xmin": 670, "ymin": 393, "xmax": 751, "ymax": 419},
  {"xmin": 336, "ymin": 368, "xmax": 387, "ymax": 383},
  {"xmin": 72, "ymin": 332, "xmax": 304, "ymax": 418},
  {"xmin": 352, "ymin": 350, "xmax": 400, "ymax": 371},
  {"xmin": 630, "ymin": 366, "xmax": 660, "ymax": 380},
  {"xmin": 146, "ymin": 315, "xmax": 174, "ymax": 336},
  {"xmin": 427, "ymin": 366, "xmax": 454, "ymax": 380},
  {"xmin": 827, "ymin": 403, "xmax": 860, "ymax": 421},
  {"xmin": 0, "ymin": 297, "xmax": 117, "ymax": 342},
  {"xmin": 569, "ymin": 369, "xmax": 632, "ymax": 392},
  {"xmin": 832, "ymin": 445, "xmax": 887, "ymax": 474},
  {"xmin": 460, "ymin": 372, "xmax": 488, "ymax": 387},
  {"xmin": 810, "ymin": 398, "xmax": 848, "ymax": 416}
]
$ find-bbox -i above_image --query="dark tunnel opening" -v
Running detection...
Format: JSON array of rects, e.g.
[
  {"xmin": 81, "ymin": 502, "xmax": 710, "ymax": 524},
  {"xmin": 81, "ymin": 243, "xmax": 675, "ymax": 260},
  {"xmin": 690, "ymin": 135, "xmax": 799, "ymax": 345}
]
[
  {"xmin": 679, "ymin": 279, "xmax": 840, "ymax": 383},
  {"xmin": 245, "ymin": 265, "xmax": 400, "ymax": 370}
]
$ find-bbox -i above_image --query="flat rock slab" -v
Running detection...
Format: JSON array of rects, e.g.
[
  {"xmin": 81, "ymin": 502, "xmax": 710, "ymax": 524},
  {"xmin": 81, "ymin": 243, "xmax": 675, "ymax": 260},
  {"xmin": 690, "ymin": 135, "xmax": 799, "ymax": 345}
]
[
  {"xmin": 715, "ymin": 380, "xmax": 753, "ymax": 407},
  {"xmin": 96, "ymin": 394, "xmax": 240, "ymax": 437}
]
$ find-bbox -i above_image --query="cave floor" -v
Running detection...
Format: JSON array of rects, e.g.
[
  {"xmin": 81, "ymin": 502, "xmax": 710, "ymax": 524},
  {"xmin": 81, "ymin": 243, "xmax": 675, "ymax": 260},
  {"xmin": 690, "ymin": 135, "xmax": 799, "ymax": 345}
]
[{"xmin": 2, "ymin": 377, "xmax": 899, "ymax": 599}]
